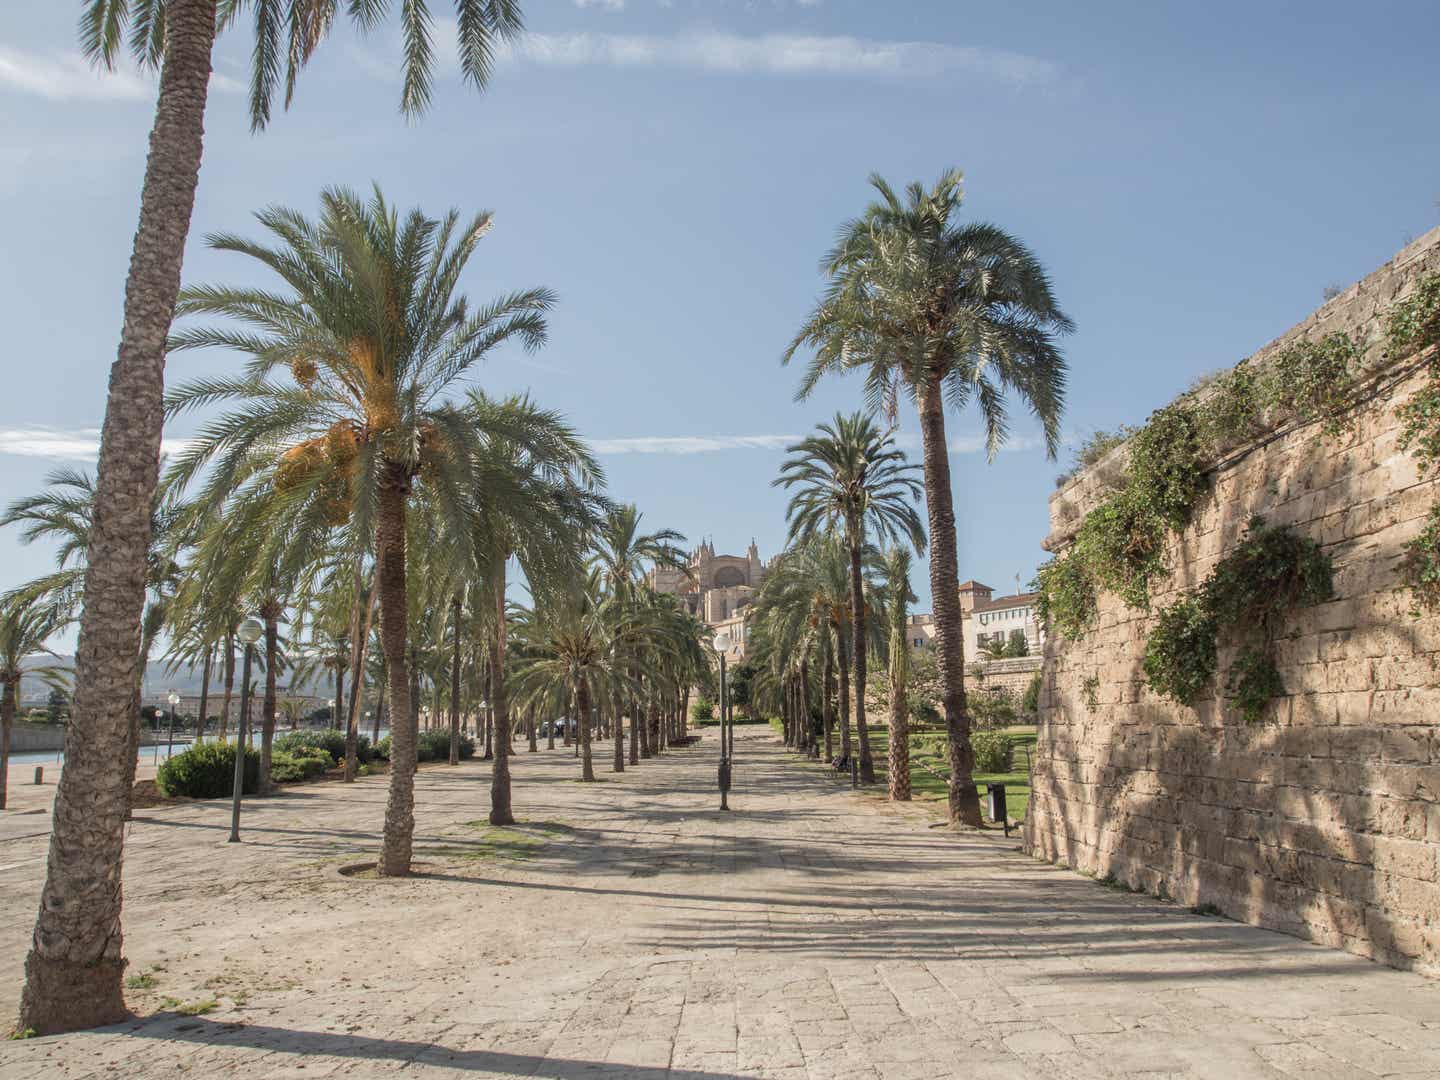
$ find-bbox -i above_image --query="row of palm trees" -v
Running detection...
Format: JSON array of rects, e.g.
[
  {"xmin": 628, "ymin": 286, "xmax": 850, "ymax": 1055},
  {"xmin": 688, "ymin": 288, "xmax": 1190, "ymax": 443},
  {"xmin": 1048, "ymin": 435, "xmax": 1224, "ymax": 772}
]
[
  {"xmin": 776, "ymin": 171, "xmax": 1070, "ymax": 825},
  {"xmin": 4, "ymin": 185, "xmax": 708, "ymax": 1033}
]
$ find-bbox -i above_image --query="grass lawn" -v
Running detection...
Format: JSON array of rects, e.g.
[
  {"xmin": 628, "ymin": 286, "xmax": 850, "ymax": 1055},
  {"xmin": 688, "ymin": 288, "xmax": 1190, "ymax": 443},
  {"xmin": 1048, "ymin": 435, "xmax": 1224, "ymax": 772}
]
[{"xmin": 771, "ymin": 718, "xmax": 1037, "ymax": 823}]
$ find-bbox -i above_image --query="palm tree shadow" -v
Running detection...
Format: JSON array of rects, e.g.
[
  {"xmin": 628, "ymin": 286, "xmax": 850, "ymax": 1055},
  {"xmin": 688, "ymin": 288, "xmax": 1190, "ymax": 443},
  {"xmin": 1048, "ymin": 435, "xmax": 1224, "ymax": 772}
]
[{"xmin": 119, "ymin": 1016, "xmax": 742, "ymax": 1078}]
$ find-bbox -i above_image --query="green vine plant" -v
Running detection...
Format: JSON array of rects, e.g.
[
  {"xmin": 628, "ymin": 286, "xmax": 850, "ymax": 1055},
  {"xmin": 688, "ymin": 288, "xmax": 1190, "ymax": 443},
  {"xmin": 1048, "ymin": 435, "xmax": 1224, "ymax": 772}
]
[
  {"xmin": 1037, "ymin": 271, "xmax": 1440, "ymax": 634},
  {"xmin": 1081, "ymin": 674, "xmax": 1100, "ymax": 713},
  {"xmin": 1391, "ymin": 272, "xmax": 1440, "ymax": 611},
  {"xmin": 1142, "ymin": 516, "xmax": 1334, "ymax": 722}
]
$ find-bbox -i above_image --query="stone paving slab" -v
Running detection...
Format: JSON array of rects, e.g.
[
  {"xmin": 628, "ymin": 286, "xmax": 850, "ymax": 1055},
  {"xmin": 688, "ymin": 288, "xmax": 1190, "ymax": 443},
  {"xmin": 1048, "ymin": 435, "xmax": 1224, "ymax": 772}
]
[{"xmin": 1, "ymin": 729, "xmax": 1439, "ymax": 1077}]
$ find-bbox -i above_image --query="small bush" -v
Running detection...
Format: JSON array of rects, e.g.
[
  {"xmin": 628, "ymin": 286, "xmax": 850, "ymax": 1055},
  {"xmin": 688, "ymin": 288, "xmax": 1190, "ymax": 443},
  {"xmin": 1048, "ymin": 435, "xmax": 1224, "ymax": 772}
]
[
  {"xmin": 970, "ymin": 691, "xmax": 1017, "ymax": 729},
  {"xmin": 274, "ymin": 729, "xmax": 373, "ymax": 765},
  {"xmin": 971, "ymin": 730, "xmax": 1014, "ymax": 773},
  {"xmin": 1021, "ymin": 672, "xmax": 1042, "ymax": 714},
  {"xmin": 375, "ymin": 735, "xmax": 391, "ymax": 760},
  {"xmin": 416, "ymin": 729, "xmax": 475, "ymax": 762},
  {"xmin": 1261, "ymin": 333, "xmax": 1362, "ymax": 435},
  {"xmin": 156, "ymin": 741, "xmax": 259, "ymax": 799},
  {"xmin": 269, "ymin": 748, "xmax": 331, "ymax": 784},
  {"xmin": 690, "ymin": 697, "xmax": 716, "ymax": 722}
]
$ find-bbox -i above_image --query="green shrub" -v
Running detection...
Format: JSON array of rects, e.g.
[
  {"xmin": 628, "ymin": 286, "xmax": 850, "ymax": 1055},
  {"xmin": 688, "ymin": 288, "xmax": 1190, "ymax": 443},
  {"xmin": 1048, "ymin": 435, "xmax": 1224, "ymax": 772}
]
[
  {"xmin": 1021, "ymin": 672, "xmax": 1042, "ymax": 714},
  {"xmin": 269, "ymin": 748, "xmax": 331, "ymax": 784},
  {"xmin": 1261, "ymin": 333, "xmax": 1362, "ymax": 435},
  {"xmin": 375, "ymin": 735, "xmax": 391, "ymax": 760},
  {"xmin": 971, "ymin": 730, "xmax": 1014, "ymax": 773},
  {"xmin": 690, "ymin": 697, "xmax": 716, "ymax": 722},
  {"xmin": 970, "ymin": 691, "xmax": 1017, "ymax": 729},
  {"xmin": 274, "ymin": 729, "xmax": 373, "ymax": 765},
  {"xmin": 156, "ymin": 741, "xmax": 259, "ymax": 799},
  {"xmin": 1142, "ymin": 597, "xmax": 1218, "ymax": 705},
  {"xmin": 1201, "ymin": 515, "xmax": 1334, "ymax": 626},
  {"xmin": 1126, "ymin": 405, "xmax": 1206, "ymax": 531},
  {"xmin": 416, "ymin": 729, "xmax": 475, "ymax": 762},
  {"xmin": 1034, "ymin": 553, "xmax": 1098, "ymax": 639},
  {"xmin": 1227, "ymin": 647, "xmax": 1285, "ymax": 724},
  {"xmin": 1195, "ymin": 366, "xmax": 1264, "ymax": 448}
]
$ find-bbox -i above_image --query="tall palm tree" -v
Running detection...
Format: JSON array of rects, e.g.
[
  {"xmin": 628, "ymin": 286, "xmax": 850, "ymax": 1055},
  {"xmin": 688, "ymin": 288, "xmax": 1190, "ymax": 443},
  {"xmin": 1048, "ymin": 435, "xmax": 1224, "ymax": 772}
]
[
  {"xmin": 774, "ymin": 413, "xmax": 923, "ymax": 784},
  {"xmin": 880, "ymin": 547, "xmax": 917, "ymax": 801},
  {"xmin": 0, "ymin": 598, "xmax": 66, "ymax": 812},
  {"xmin": 26, "ymin": 2, "xmax": 528, "ymax": 1033},
  {"xmin": 165, "ymin": 187, "xmax": 553, "ymax": 877},
  {"xmin": 785, "ymin": 170, "xmax": 1071, "ymax": 826}
]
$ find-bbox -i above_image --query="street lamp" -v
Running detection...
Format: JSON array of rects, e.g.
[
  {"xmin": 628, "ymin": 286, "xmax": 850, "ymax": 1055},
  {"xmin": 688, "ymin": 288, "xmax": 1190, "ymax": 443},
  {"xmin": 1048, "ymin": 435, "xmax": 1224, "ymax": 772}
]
[
  {"xmin": 713, "ymin": 631, "xmax": 732, "ymax": 811},
  {"xmin": 478, "ymin": 699, "xmax": 489, "ymax": 743},
  {"xmin": 229, "ymin": 615, "xmax": 263, "ymax": 843},
  {"xmin": 166, "ymin": 689, "xmax": 180, "ymax": 762}
]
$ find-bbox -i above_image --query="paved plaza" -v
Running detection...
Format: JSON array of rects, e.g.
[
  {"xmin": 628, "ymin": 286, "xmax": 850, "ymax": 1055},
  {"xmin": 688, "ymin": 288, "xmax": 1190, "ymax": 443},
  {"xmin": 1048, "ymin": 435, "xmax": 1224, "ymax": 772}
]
[{"xmin": 1, "ymin": 730, "xmax": 1439, "ymax": 1078}]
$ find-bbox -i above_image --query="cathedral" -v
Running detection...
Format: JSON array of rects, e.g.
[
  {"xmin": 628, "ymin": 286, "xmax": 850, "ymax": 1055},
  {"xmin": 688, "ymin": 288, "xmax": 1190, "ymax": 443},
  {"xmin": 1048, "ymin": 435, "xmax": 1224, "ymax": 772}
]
[{"xmin": 648, "ymin": 539, "xmax": 775, "ymax": 625}]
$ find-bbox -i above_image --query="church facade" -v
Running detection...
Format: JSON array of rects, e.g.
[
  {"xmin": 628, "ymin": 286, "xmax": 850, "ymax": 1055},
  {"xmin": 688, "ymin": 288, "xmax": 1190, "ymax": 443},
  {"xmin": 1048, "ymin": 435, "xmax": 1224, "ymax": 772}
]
[{"xmin": 648, "ymin": 539, "xmax": 775, "ymax": 628}]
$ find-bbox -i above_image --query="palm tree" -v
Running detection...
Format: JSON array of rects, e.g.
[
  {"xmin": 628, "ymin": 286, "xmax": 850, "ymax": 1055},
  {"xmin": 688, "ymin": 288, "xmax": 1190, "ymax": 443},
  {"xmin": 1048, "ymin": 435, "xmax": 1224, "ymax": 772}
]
[
  {"xmin": 590, "ymin": 507, "xmax": 687, "ymax": 771},
  {"xmin": 785, "ymin": 170, "xmax": 1071, "ymax": 826},
  {"xmin": 0, "ymin": 597, "xmax": 66, "ymax": 811},
  {"xmin": 880, "ymin": 547, "xmax": 917, "ymax": 801},
  {"xmin": 774, "ymin": 413, "xmax": 924, "ymax": 784},
  {"xmin": 511, "ymin": 574, "xmax": 619, "ymax": 784},
  {"xmin": 24, "ymin": 2, "xmax": 528, "ymax": 1033},
  {"xmin": 166, "ymin": 187, "xmax": 553, "ymax": 877}
]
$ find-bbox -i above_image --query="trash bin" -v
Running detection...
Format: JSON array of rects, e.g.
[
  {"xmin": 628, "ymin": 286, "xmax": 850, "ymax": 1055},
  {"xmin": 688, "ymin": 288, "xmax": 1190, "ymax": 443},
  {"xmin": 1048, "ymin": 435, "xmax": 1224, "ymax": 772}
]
[{"xmin": 986, "ymin": 782, "xmax": 1007, "ymax": 825}]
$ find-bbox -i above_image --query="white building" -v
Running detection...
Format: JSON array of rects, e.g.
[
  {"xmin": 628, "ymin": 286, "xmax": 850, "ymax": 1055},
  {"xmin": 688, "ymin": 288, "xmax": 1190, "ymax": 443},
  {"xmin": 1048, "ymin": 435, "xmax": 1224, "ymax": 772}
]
[{"xmin": 959, "ymin": 581, "xmax": 1043, "ymax": 660}]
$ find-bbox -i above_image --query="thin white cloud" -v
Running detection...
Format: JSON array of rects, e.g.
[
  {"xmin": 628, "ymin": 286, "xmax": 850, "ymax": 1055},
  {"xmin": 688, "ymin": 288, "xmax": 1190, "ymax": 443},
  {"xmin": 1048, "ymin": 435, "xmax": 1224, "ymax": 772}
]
[
  {"xmin": 589, "ymin": 434, "xmax": 800, "ymax": 454},
  {"xmin": 575, "ymin": 0, "xmax": 626, "ymax": 9},
  {"xmin": 0, "ymin": 428, "xmax": 192, "ymax": 461},
  {"xmin": 587, "ymin": 431, "xmax": 1045, "ymax": 456},
  {"xmin": 0, "ymin": 46, "xmax": 241, "ymax": 102},
  {"xmin": 499, "ymin": 31, "xmax": 1056, "ymax": 83}
]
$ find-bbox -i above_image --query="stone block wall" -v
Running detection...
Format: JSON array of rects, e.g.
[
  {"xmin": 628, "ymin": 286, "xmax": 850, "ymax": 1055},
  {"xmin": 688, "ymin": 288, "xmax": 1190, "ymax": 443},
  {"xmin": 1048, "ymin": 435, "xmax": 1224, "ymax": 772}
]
[{"xmin": 1024, "ymin": 225, "xmax": 1440, "ymax": 974}]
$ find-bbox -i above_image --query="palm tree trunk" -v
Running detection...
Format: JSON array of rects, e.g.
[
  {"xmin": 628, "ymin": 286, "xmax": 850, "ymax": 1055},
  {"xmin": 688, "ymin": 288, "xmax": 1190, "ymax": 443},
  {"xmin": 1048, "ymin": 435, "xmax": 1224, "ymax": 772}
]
[
  {"xmin": 799, "ymin": 657, "xmax": 813, "ymax": 759},
  {"xmin": 260, "ymin": 608, "xmax": 280, "ymax": 794},
  {"xmin": 889, "ymin": 651, "xmax": 911, "ymax": 802},
  {"xmin": 489, "ymin": 559, "xmax": 514, "ymax": 825},
  {"xmin": 372, "ymin": 663, "xmax": 386, "ymax": 747},
  {"xmin": 527, "ymin": 706, "xmax": 537, "ymax": 753},
  {"xmin": 611, "ymin": 686, "xmax": 625, "ymax": 773},
  {"xmin": 917, "ymin": 379, "xmax": 981, "ymax": 826},
  {"xmin": 449, "ymin": 595, "xmax": 462, "ymax": 766},
  {"xmin": 681, "ymin": 686, "xmax": 690, "ymax": 740},
  {"xmin": 408, "ymin": 646, "xmax": 421, "ymax": 738},
  {"xmin": 628, "ymin": 681, "xmax": 640, "ymax": 765},
  {"xmin": 836, "ymin": 623, "xmax": 852, "ymax": 764},
  {"xmin": 196, "ymin": 646, "xmax": 212, "ymax": 745},
  {"xmin": 18, "ymin": 0, "xmax": 218, "ymax": 1034},
  {"xmin": 822, "ymin": 634, "xmax": 834, "ymax": 763},
  {"xmin": 345, "ymin": 574, "xmax": 377, "ymax": 781},
  {"xmin": 377, "ymin": 463, "xmax": 417, "ymax": 876},
  {"xmin": 576, "ymin": 676, "xmax": 595, "ymax": 782},
  {"xmin": 333, "ymin": 657, "xmax": 345, "ymax": 732},
  {"xmin": 547, "ymin": 708, "xmax": 556, "ymax": 750},
  {"xmin": 0, "ymin": 676, "xmax": 14, "ymax": 811},
  {"xmin": 848, "ymin": 527, "xmax": 875, "ymax": 784},
  {"xmin": 220, "ymin": 629, "xmax": 234, "ymax": 740}
]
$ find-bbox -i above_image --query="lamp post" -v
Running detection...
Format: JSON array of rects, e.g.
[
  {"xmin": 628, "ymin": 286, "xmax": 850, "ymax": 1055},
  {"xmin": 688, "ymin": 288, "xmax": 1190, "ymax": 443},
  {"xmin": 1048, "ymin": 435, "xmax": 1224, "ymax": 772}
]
[
  {"xmin": 713, "ymin": 631, "xmax": 732, "ymax": 811},
  {"xmin": 229, "ymin": 615, "xmax": 264, "ymax": 843},
  {"xmin": 478, "ymin": 699, "xmax": 489, "ymax": 743},
  {"xmin": 166, "ymin": 689, "xmax": 180, "ymax": 762}
]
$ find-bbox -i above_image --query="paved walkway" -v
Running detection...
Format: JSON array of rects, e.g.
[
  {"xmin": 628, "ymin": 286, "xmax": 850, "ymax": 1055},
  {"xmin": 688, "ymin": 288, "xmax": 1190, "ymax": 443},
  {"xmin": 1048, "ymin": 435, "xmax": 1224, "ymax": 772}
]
[{"xmin": 2, "ymin": 730, "xmax": 1439, "ymax": 1079}]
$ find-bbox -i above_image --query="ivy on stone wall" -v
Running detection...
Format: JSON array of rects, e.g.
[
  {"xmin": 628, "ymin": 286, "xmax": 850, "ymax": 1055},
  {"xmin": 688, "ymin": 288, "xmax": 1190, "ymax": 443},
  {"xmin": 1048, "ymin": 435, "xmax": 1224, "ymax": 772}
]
[
  {"xmin": 1142, "ymin": 517, "xmax": 1334, "ymax": 722},
  {"xmin": 1391, "ymin": 273, "xmax": 1440, "ymax": 611}
]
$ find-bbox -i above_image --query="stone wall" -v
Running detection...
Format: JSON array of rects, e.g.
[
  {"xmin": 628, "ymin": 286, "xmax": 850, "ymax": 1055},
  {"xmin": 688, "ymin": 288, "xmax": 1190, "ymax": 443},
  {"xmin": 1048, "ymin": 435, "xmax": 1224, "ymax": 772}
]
[
  {"xmin": 973, "ymin": 656, "xmax": 1042, "ymax": 699},
  {"xmin": 1024, "ymin": 226, "xmax": 1440, "ymax": 974}
]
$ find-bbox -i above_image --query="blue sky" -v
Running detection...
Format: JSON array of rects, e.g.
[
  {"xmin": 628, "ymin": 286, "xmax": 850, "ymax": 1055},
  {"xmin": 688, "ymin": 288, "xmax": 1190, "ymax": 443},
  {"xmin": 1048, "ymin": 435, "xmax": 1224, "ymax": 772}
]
[{"xmin": 2, "ymin": 0, "xmax": 1438, "ymax": 640}]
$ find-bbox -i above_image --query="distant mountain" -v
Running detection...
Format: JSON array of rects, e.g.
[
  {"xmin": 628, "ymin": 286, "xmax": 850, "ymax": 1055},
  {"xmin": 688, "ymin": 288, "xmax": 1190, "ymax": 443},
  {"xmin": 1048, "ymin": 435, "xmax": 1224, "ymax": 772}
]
[{"xmin": 20, "ymin": 653, "xmax": 333, "ymax": 705}]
